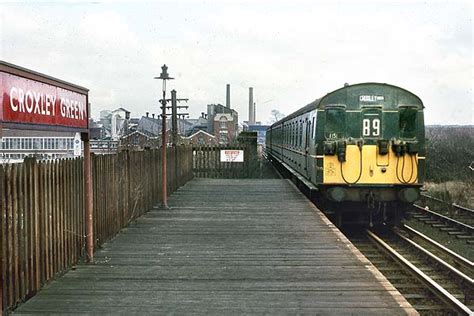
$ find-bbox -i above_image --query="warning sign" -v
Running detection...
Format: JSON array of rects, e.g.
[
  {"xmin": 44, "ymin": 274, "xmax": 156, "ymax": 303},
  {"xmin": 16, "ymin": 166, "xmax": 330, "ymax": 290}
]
[{"xmin": 220, "ymin": 150, "xmax": 244, "ymax": 162}]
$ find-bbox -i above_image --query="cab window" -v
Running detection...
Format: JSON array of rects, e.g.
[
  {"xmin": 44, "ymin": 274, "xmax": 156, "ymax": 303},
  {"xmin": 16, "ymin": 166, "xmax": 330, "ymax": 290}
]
[
  {"xmin": 325, "ymin": 107, "xmax": 345, "ymax": 139},
  {"xmin": 399, "ymin": 107, "xmax": 417, "ymax": 139}
]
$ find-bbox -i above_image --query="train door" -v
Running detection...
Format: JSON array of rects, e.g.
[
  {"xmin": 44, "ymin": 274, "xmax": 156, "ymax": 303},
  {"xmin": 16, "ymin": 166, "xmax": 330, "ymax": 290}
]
[
  {"xmin": 308, "ymin": 112, "xmax": 317, "ymax": 182},
  {"xmin": 268, "ymin": 129, "xmax": 272, "ymax": 155},
  {"xmin": 305, "ymin": 117, "xmax": 311, "ymax": 178}
]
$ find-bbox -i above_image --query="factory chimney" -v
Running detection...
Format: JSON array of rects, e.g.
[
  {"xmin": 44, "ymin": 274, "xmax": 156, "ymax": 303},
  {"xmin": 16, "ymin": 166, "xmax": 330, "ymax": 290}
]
[
  {"xmin": 226, "ymin": 84, "xmax": 231, "ymax": 108},
  {"xmin": 253, "ymin": 102, "xmax": 256, "ymax": 123},
  {"xmin": 249, "ymin": 87, "xmax": 255, "ymax": 124}
]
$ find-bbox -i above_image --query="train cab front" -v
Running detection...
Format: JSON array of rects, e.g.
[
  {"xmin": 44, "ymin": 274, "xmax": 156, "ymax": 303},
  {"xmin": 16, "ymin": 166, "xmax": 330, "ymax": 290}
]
[{"xmin": 318, "ymin": 87, "xmax": 425, "ymax": 226}]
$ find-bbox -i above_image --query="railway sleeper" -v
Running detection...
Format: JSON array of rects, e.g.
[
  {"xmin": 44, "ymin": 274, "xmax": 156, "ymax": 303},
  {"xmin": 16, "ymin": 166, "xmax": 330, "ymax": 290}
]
[
  {"xmin": 439, "ymin": 227, "xmax": 458, "ymax": 232},
  {"xmin": 376, "ymin": 266, "xmax": 407, "ymax": 272},
  {"xmin": 412, "ymin": 304, "xmax": 452, "ymax": 312},
  {"xmin": 404, "ymin": 293, "xmax": 429, "ymax": 299},
  {"xmin": 447, "ymin": 231, "xmax": 464, "ymax": 235},
  {"xmin": 412, "ymin": 214, "xmax": 430, "ymax": 219}
]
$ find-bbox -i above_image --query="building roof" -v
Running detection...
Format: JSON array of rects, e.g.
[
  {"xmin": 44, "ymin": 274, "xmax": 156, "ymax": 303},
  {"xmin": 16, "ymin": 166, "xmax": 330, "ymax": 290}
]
[
  {"xmin": 187, "ymin": 130, "xmax": 216, "ymax": 139},
  {"xmin": 121, "ymin": 130, "xmax": 158, "ymax": 140},
  {"xmin": 137, "ymin": 116, "xmax": 162, "ymax": 137},
  {"xmin": 112, "ymin": 107, "xmax": 131, "ymax": 114},
  {"xmin": 210, "ymin": 103, "xmax": 238, "ymax": 115}
]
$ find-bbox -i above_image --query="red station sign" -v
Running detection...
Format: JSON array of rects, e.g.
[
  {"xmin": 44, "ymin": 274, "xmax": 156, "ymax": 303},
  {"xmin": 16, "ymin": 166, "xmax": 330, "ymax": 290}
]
[{"xmin": 1, "ymin": 61, "xmax": 89, "ymax": 132}]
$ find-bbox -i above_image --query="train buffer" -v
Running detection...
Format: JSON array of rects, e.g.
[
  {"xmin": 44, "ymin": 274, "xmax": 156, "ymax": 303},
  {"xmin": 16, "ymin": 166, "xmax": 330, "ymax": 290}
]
[{"xmin": 14, "ymin": 178, "xmax": 416, "ymax": 314}]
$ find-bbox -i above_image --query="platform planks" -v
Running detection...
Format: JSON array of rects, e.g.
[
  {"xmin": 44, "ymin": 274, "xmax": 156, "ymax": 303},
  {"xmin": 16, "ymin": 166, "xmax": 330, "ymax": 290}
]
[{"xmin": 14, "ymin": 179, "xmax": 417, "ymax": 315}]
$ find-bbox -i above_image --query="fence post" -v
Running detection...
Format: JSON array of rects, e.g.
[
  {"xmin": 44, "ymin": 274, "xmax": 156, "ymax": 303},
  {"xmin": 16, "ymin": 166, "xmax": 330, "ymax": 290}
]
[{"xmin": 82, "ymin": 135, "xmax": 94, "ymax": 262}]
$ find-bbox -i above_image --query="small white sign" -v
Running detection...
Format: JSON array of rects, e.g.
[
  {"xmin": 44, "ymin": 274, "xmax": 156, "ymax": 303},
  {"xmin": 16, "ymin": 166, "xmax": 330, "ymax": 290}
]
[
  {"xmin": 73, "ymin": 132, "xmax": 82, "ymax": 156},
  {"xmin": 220, "ymin": 150, "xmax": 244, "ymax": 162},
  {"xmin": 359, "ymin": 95, "xmax": 385, "ymax": 102}
]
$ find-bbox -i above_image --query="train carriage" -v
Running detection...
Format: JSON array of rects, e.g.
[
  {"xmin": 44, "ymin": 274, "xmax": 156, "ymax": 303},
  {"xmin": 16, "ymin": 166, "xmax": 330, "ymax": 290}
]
[{"xmin": 266, "ymin": 83, "xmax": 425, "ymax": 226}]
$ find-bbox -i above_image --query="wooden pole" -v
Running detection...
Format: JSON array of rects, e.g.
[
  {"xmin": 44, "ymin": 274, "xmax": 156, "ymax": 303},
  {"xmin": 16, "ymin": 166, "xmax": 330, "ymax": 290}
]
[{"xmin": 82, "ymin": 133, "xmax": 94, "ymax": 262}]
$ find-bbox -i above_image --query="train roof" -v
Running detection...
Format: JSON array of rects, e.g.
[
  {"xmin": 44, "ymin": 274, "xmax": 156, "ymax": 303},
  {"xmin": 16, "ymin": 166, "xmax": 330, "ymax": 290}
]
[{"xmin": 271, "ymin": 82, "xmax": 424, "ymax": 127}]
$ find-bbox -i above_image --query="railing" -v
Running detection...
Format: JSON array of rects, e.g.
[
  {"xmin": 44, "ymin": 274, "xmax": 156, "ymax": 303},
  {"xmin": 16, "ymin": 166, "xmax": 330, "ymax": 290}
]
[
  {"xmin": 192, "ymin": 145, "xmax": 258, "ymax": 178},
  {"xmin": 0, "ymin": 146, "xmax": 193, "ymax": 312}
]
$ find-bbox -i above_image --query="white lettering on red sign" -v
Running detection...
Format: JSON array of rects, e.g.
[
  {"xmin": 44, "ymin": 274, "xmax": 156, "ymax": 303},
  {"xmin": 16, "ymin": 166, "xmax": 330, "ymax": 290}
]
[
  {"xmin": 1, "ymin": 72, "xmax": 88, "ymax": 129},
  {"xmin": 9, "ymin": 87, "xmax": 57, "ymax": 116},
  {"xmin": 10, "ymin": 87, "xmax": 86, "ymax": 120},
  {"xmin": 60, "ymin": 97, "xmax": 85, "ymax": 119}
]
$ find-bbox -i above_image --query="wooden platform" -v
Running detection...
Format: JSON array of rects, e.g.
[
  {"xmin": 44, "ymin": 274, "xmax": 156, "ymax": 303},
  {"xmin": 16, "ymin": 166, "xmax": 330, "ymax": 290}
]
[{"xmin": 14, "ymin": 179, "xmax": 417, "ymax": 314}]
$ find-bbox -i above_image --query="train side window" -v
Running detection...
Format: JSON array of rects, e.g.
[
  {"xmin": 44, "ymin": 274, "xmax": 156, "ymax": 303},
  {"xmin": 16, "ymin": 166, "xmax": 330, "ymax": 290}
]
[
  {"xmin": 399, "ymin": 106, "xmax": 417, "ymax": 139},
  {"xmin": 289, "ymin": 123, "xmax": 293, "ymax": 146},
  {"xmin": 312, "ymin": 117, "xmax": 316, "ymax": 139},
  {"xmin": 286, "ymin": 124, "xmax": 289, "ymax": 145},
  {"xmin": 297, "ymin": 122, "xmax": 299, "ymax": 147},
  {"xmin": 294, "ymin": 122, "xmax": 297, "ymax": 146},
  {"xmin": 307, "ymin": 120, "xmax": 311, "ymax": 145},
  {"xmin": 299, "ymin": 121, "xmax": 303, "ymax": 147},
  {"xmin": 289, "ymin": 123, "xmax": 292, "ymax": 146},
  {"xmin": 291, "ymin": 122, "xmax": 296, "ymax": 146},
  {"xmin": 296, "ymin": 122, "xmax": 299, "ymax": 147},
  {"xmin": 289, "ymin": 123, "xmax": 292, "ymax": 145}
]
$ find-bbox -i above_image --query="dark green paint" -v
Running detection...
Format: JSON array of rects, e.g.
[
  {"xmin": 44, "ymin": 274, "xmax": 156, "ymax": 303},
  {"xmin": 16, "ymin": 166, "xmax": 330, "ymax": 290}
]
[
  {"xmin": 318, "ymin": 83, "xmax": 424, "ymax": 110},
  {"xmin": 267, "ymin": 82, "xmax": 426, "ymax": 185}
]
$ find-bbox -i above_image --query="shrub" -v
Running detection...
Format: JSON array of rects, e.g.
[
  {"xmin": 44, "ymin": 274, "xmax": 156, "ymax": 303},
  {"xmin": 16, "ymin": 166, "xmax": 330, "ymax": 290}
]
[{"xmin": 425, "ymin": 126, "xmax": 474, "ymax": 183}]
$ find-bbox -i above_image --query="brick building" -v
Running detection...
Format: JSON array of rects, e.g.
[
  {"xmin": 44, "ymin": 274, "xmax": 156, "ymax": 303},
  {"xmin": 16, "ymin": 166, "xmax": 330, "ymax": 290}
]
[
  {"xmin": 186, "ymin": 130, "xmax": 217, "ymax": 145},
  {"xmin": 214, "ymin": 113, "xmax": 237, "ymax": 145},
  {"xmin": 207, "ymin": 104, "xmax": 238, "ymax": 142}
]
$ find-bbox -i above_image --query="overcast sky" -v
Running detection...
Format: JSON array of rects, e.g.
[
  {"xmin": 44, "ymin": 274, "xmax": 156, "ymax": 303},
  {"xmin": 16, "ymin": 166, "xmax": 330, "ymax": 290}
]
[{"xmin": 1, "ymin": 0, "xmax": 472, "ymax": 125}]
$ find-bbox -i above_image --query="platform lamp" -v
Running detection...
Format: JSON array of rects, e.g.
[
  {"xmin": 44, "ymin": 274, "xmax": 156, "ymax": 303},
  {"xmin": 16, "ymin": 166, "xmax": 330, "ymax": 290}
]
[{"xmin": 155, "ymin": 64, "xmax": 174, "ymax": 209}]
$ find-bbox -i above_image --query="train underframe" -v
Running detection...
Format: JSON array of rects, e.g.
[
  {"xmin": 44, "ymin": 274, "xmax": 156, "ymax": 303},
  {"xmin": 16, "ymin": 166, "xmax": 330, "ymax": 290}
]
[
  {"xmin": 319, "ymin": 184, "xmax": 421, "ymax": 227},
  {"xmin": 313, "ymin": 196, "xmax": 412, "ymax": 228}
]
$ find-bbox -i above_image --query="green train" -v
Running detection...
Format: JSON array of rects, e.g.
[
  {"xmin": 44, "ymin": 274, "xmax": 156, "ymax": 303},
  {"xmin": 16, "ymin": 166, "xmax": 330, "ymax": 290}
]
[{"xmin": 266, "ymin": 83, "xmax": 425, "ymax": 226}]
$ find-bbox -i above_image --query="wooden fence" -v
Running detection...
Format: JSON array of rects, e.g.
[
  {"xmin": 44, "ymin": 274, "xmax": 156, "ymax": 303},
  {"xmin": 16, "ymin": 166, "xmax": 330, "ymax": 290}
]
[
  {"xmin": 192, "ymin": 145, "xmax": 259, "ymax": 178},
  {"xmin": 0, "ymin": 146, "xmax": 193, "ymax": 313}
]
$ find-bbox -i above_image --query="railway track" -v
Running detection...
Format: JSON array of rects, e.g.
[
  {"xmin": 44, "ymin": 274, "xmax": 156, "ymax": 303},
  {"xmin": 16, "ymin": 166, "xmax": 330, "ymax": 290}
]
[
  {"xmin": 419, "ymin": 194, "xmax": 474, "ymax": 227},
  {"xmin": 408, "ymin": 198, "xmax": 474, "ymax": 245},
  {"xmin": 347, "ymin": 226, "xmax": 474, "ymax": 315}
]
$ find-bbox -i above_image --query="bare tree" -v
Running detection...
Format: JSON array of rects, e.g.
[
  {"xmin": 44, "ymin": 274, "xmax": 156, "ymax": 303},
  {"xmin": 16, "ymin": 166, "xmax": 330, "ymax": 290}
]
[{"xmin": 269, "ymin": 109, "xmax": 285, "ymax": 124}]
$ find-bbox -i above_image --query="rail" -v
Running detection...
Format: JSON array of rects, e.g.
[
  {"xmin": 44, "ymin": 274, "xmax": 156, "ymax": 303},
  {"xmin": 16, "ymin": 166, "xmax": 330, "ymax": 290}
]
[
  {"xmin": 453, "ymin": 203, "xmax": 474, "ymax": 214},
  {"xmin": 402, "ymin": 224, "xmax": 473, "ymax": 272},
  {"xmin": 412, "ymin": 204, "xmax": 474, "ymax": 233},
  {"xmin": 367, "ymin": 229, "xmax": 472, "ymax": 315},
  {"xmin": 393, "ymin": 227, "xmax": 473, "ymax": 284},
  {"xmin": 421, "ymin": 193, "xmax": 474, "ymax": 214}
]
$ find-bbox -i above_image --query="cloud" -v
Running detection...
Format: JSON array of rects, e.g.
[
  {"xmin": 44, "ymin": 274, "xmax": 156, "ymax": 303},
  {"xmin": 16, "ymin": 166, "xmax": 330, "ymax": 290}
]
[{"xmin": 1, "ymin": 1, "xmax": 471, "ymax": 125}]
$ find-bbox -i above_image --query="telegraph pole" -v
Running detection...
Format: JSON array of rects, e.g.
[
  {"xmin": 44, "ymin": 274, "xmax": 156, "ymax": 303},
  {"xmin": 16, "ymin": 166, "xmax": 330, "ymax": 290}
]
[{"xmin": 170, "ymin": 90, "xmax": 189, "ymax": 145}]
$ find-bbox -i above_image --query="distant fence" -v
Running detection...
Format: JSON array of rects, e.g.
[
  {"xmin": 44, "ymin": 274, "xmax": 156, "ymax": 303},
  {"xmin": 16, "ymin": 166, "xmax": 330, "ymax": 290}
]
[
  {"xmin": 192, "ymin": 145, "xmax": 259, "ymax": 178},
  {"xmin": 0, "ymin": 146, "xmax": 193, "ymax": 312}
]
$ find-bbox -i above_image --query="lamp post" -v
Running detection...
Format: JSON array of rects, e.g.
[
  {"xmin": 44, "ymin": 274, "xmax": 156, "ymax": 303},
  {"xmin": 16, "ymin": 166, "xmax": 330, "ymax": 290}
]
[{"xmin": 155, "ymin": 64, "xmax": 174, "ymax": 209}]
